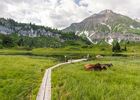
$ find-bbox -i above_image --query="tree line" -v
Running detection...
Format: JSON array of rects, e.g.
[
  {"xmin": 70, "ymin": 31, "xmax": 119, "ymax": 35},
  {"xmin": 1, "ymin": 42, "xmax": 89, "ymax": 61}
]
[
  {"xmin": 112, "ymin": 41, "xmax": 127, "ymax": 52},
  {"xmin": 0, "ymin": 33, "xmax": 89, "ymax": 49}
]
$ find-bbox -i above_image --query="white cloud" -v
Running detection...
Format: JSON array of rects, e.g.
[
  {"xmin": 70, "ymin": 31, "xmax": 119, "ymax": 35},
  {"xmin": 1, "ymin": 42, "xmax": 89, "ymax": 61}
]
[{"xmin": 0, "ymin": 0, "xmax": 140, "ymax": 29}]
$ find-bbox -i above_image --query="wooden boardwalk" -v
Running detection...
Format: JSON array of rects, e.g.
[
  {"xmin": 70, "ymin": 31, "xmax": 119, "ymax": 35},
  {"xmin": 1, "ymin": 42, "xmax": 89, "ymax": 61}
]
[{"xmin": 36, "ymin": 59, "xmax": 87, "ymax": 100}]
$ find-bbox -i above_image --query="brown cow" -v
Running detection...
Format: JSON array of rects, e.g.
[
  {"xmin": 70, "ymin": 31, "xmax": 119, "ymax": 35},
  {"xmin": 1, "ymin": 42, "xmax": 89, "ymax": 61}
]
[
  {"xmin": 106, "ymin": 63, "xmax": 113, "ymax": 67},
  {"xmin": 84, "ymin": 63, "xmax": 102, "ymax": 71},
  {"xmin": 84, "ymin": 63, "xmax": 113, "ymax": 71},
  {"xmin": 101, "ymin": 63, "xmax": 113, "ymax": 68},
  {"xmin": 84, "ymin": 64, "xmax": 95, "ymax": 70}
]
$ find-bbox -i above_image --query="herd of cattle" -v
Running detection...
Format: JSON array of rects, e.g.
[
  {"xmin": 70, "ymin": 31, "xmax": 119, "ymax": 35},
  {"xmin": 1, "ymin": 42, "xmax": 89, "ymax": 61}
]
[{"xmin": 84, "ymin": 63, "xmax": 113, "ymax": 71}]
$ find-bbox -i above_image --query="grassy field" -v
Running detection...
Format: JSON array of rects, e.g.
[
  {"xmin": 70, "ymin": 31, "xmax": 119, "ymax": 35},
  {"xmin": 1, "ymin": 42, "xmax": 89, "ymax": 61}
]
[
  {"xmin": 52, "ymin": 57, "xmax": 140, "ymax": 100},
  {"xmin": 32, "ymin": 45, "xmax": 112, "ymax": 57},
  {"xmin": 0, "ymin": 48, "xmax": 31, "ymax": 55},
  {"xmin": 32, "ymin": 43, "xmax": 140, "ymax": 58},
  {"xmin": 0, "ymin": 43, "xmax": 140, "ymax": 58},
  {"xmin": 0, "ymin": 55, "xmax": 58, "ymax": 100},
  {"xmin": 0, "ymin": 43, "xmax": 139, "ymax": 100},
  {"xmin": 0, "ymin": 42, "xmax": 140, "ymax": 59}
]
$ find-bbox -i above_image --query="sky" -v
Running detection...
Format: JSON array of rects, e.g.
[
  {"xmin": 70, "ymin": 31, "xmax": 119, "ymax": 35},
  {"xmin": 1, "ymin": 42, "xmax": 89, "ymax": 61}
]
[{"xmin": 1, "ymin": 0, "xmax": 140, "ymax": 29}]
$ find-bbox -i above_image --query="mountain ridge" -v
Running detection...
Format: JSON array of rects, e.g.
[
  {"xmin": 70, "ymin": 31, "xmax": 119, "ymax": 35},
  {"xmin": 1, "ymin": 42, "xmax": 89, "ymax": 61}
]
[
  {"xmin": 63, "ymin": 9, "xmax": 140, "ymax": 44},
  {"xmin": 63, "ymin": 9, "xmax": 140, "ymax": 32},
  {"xmin": 0, "ymin": 18, "xmax": 90, "ymax": 48},
  {"xmin": 0, "ymin": 18, "xmax": 62, "ymax": 37}
]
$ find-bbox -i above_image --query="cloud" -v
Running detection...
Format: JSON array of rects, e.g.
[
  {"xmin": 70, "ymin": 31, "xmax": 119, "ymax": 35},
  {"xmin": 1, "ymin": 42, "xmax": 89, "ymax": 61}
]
[{"xmin": 0, "ymin": 0, "xmax": 140, "ymax": 29}]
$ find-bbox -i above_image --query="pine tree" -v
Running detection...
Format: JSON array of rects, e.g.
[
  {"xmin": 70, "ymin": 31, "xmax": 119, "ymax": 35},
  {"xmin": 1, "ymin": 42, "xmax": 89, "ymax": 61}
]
[
  {"xmin": 124, "ymin": 44, "xmax": 127, "ymax": 51},
  {"xmin": 112, "ymin": 44, "xmax": 115, "ymax": 52},
  {"xmin": 112, "ymin": 42, "xmax": 121, "ymax": 52},
  {"xmin": 115, "ymin": 42, "xmax": 121, "ymax": 51}
]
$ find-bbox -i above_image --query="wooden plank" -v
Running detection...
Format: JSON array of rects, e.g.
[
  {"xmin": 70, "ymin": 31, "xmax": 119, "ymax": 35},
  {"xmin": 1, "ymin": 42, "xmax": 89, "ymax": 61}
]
[{"xmin": 36, "ymin": 59, "xmax": 87, "ymax": 100}]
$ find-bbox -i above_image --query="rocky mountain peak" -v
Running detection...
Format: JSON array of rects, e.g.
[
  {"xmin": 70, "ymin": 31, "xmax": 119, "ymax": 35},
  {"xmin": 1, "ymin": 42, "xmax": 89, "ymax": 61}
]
[
  {"xmin": 99, "ymin": 9, "xmax": 114, "ymax": 15},
  {"xmin": 63, "ymin": 9, "xmax": 140, "ymax": 33},
  {"xmin": 63, "ymin": 9, "xmax": 140, "ymax": 44}
]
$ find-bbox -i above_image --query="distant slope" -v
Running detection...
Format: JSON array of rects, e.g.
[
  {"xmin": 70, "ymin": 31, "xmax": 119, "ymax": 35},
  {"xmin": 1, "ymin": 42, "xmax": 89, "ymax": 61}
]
[
  {"xmin": 0, "ymin": 18, "xmax": 62, "ymax": 37},
  {"xmin": 63, "ymin": 10, "xmax": 140, "ymax": 44},
  {"xmin": 0, "ymin": 18, "xmax": 90, "ymax": 48},
  {"xmin": 63, "ymin": 9, "xmax": 140, "ymax": 33}
]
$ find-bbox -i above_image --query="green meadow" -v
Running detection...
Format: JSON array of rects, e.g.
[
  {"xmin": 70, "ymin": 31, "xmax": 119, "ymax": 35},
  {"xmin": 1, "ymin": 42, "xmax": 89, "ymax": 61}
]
[
  {"xmin": 0, "ymin": 43, "xmax": 139, "ymax": 100},
  {"xmin": 1, "ymin": 42, "xmax": 140, "ymax": 57},
  {"xmin": 0, "ymin": 55, "xmax": 58, "ymax": 100},
  {"xmin": 32, "ymin": 42, "xmax": 140, "ymax": 57},
  {"xmin": 52, "ymin": 57, "xmax": 140, "ymax": 100}
]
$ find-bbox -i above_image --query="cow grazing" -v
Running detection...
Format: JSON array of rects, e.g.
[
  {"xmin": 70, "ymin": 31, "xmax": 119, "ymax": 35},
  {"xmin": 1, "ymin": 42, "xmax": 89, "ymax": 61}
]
[
  {"xmin": 101, "ymin": 63, "xmax": 113, "ymax": 68},
  {"xmin": 84, "ymin": 63, "xmax": 102, "ymax": 71},
  {"xmin": 84, "ymin": 64, "xmax": 96, "ymax": 70},
  {"xmin": 84, "ymin": 63, "xmax": 113, "ymax": 71},
  {"xmin": 107, "ymin": 63, "xmax": 113, "ymax": 67}
]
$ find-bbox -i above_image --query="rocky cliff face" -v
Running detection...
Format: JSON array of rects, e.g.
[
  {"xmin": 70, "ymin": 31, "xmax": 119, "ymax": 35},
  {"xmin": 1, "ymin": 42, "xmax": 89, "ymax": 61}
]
[
  {"xmin": 0, "ymin": 18, "xmax": 60, "ymax": 37},
  {"xmin": 76, "ymin": 31, "xmax": 140, "ymax": 44}
]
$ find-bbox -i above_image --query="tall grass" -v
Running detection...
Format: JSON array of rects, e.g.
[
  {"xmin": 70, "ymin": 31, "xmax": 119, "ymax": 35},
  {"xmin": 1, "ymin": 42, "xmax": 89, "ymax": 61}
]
[
  {"xmin": 52, "ymin": 57, "xmax": 140, "ymax": 100},
  {"xmin": 0, "ymin": 55, "xmax": 58, "ymax": 100}
]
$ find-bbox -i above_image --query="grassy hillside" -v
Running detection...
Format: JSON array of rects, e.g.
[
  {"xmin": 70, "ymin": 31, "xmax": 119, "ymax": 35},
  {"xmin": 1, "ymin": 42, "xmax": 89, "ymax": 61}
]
[
  {"xmin": 52, "ymin": 57, "xmax": 140, "ymax": 100},
  {"xmin": 0, "ymin": 55, "xmax": 58, "ymax": 100}
]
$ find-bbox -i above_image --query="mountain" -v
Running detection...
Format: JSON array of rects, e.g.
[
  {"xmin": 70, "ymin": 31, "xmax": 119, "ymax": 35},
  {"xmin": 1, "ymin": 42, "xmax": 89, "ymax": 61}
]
[
  {"xmin": 63, "ymin": 9, "xmax": 140, "ymax": 44},
  {"xmin": 0, "ymin": 18, "xmax": 62, "ymax": 37},
  {"xmin": 0, "ymin": 18, "xmax": 90, "ymax": 48},
  {"xmin": 135, "ymin": 18, "xmax": 140, "ymax": 23}
]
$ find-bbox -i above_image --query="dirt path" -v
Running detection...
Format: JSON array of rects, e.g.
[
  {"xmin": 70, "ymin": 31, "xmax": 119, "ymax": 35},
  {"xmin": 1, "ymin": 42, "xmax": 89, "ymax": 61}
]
[{"xmin": 36, "ymin": 59, "xmax": 87, "ymax": 100}]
